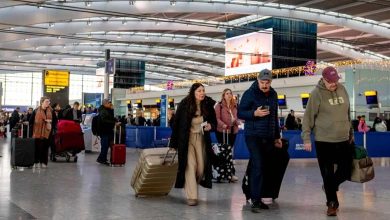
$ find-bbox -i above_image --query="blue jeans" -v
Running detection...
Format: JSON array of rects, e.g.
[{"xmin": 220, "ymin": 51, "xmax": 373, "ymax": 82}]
[
  {"xmin": 97, "ymin": 133, "xmax": 113, "ymax": 162},
  {"xmin": 245, "ymin": 136, "xmax": 273, "ymax": 202}
]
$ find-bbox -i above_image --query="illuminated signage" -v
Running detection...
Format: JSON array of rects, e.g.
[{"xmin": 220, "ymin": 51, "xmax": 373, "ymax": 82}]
[
  {"xmin": 278, "ymin": 94, "xmax": 287, "ymax": 109},
  {"xmin": 301, "ymin": 93, "xmax": 310, "ymax": 109},
  {"xmin": 365, "ymin": 90, "xmax": 379, "ymax": 107},
  {"xmin": 43, "ymin": 70, "xmax": 70, "ymax": 109}
]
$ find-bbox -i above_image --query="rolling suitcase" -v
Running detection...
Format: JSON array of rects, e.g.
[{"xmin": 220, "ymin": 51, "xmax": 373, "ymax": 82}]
[
  {"xmin": 55, "ymin": 120, "xmax": 85, "ymax": 153},
  {"xmin": 11, "ymin": 124, "xmax": 35, "ymax": 168},
  {"xmin": 111, "ymin": 126, "xmax": 126, "ymax": 166},
  {"xmin": 131, "ymin": 148, "xmax": 178, "ymax": 197},
  {"xmin": 212, "ymin": 130, "xmax": 235, "ymax": 182},
  {"xmin": 242, "ymin": 138, "xmax": 290, "ymax": 201}
]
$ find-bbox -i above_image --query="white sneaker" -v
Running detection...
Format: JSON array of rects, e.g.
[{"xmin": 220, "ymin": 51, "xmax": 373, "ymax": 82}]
[
  {"xmin": 41, "ymin": 164, "xmax": 47, "ymax": 168},
  {"xmin": 261, "ymin": 198, "xmax": 273, "ymax": 205},
  {"xmin": 34, "ymin": 163, "xmax": 40, "ymax": 168}
]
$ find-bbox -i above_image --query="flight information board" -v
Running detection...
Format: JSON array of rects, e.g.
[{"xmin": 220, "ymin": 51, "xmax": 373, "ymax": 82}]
[{"xmin": 42, "ymin": 70, "xmax": 70, "ymax": 108}]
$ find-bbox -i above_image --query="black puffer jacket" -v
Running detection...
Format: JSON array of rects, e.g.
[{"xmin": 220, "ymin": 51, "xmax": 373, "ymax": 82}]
[
  {"xmin": 169, "ymin": 96, "xmax": 217, "ymax": 189},
  {"xmin": 238, "ymin": 80, "xmax": 280, "ymax": 139}
]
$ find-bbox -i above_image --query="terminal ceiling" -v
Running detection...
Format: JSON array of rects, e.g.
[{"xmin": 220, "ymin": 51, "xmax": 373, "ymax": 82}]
[{"xmin": 0, "ymin": 0, "xmax": 389, "ymax": 84}]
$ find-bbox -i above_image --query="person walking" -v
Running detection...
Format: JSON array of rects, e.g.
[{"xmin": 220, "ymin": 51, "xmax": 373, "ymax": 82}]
[
  {"xmin": 169, "ymin": 83, "xmax": 217, "ymax": 206},
  {"xmin": 214, "ymin": 88, "xmax": 239, "ymax": 182},
  {"xmin": 301, "ymin": 66, "xmax": 354, "ymax": 216},
  {"xmin": 238, "ymin": 69, "xmax": 282, "ymax": 213}
]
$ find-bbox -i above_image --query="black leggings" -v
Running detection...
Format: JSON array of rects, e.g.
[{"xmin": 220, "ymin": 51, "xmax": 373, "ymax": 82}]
[{"xmin": 315, "ymin": 141, "xmax": 354, "ymax": 207}]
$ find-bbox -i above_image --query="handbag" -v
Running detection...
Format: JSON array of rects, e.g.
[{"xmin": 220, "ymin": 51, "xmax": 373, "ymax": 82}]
[{"xmin": 350, "ymin": 146, "xmax": 375, "ymax": 183}]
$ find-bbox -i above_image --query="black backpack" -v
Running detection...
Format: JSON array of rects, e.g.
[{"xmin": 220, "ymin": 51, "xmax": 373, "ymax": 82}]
[{"xmin": 91, "ymin": 114, "xmax": 100, "ymax": 136}]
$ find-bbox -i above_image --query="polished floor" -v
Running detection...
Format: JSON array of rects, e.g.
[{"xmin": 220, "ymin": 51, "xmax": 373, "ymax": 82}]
[{"xmin": 0, "ymin": 137, "xmax": 389, "ymax": 220}]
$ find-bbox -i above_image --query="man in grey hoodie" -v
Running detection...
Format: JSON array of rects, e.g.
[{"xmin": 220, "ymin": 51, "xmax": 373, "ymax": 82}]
[{"xmin": 301, "ymin": 66, "xmax": 354, "ymax": 217}]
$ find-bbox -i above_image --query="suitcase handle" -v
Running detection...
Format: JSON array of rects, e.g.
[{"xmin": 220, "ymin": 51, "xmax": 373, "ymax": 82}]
[
  {"xmin": 223, "ymin": 129, "xmax": 229, "ymax": 145},
  {"xmin": 162, "ymin": 148, "xmax": 177, "ymax": 166},
  {"xmin": 20, "ymin": 123, "xmax": 30, "ymax": 138},
  {"xmin": 114, "ymin": 125, "xmax": 121, "ymax": 144}
]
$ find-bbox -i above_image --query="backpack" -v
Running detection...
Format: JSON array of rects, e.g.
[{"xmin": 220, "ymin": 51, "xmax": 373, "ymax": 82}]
[{"xmin": 91, "ymin": 114, "xmax": 100, "ymax": 136}]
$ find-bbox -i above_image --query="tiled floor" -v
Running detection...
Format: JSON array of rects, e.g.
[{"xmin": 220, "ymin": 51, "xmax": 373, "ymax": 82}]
[{"xmin": 1, "ymin": 137, "xmax": 389, "ymax": 220}]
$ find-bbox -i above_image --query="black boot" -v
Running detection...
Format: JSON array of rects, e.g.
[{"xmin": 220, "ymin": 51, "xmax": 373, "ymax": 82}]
[{"xmin": 251, "ymin": 200, "xmax": 269, "ymax": 213}]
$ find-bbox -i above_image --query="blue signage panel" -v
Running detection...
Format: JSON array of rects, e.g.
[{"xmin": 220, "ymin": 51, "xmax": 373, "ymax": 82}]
[{"xmin": 160, "ymin": 95, "xmax": 167, "ymax": 127}]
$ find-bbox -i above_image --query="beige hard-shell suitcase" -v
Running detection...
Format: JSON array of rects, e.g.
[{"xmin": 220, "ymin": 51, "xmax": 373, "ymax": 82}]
[{"xmin": 131, "ymin": 148, "xmax": 178, "ymax": 197}]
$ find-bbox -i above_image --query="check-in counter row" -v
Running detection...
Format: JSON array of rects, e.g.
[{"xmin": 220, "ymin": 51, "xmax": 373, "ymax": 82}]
[{"xmin": 125, "ymin": 126, "xmax": 390, "ymax": 159}]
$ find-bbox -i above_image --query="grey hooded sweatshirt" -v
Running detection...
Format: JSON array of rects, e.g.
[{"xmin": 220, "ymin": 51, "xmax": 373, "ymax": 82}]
[{"xmin": 301, "ymin": 79, "xmax": 353, "ymax": 144}]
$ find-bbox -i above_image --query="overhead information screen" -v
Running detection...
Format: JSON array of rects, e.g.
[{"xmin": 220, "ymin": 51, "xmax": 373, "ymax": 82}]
[{"xmin": 43, "ymin": 70, "xmax": 70, "ymax": 108}]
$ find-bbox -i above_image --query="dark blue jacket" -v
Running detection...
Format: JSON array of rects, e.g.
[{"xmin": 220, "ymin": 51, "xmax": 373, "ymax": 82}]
[{"xmin": 238, "ymin": 80, "xmax": 280, "ymax": 139}]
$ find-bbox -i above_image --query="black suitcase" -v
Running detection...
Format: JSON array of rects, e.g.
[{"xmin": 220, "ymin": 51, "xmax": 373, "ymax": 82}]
[
  {"xmin": 212, "ymin": 131, "xmax": 235, "ymax": 182},
  {"xmin": 242, "ymin": 138, "xmax": 290, "ymax": 200},
  {"xmin": 11, "ymin": 124, "xmax": 35, "ymax": 168}
]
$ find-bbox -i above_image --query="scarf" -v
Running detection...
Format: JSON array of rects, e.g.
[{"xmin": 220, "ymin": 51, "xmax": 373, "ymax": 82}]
[{"xmin": 33, "ymin": 106, "xmax": 53, "ymax": 139}]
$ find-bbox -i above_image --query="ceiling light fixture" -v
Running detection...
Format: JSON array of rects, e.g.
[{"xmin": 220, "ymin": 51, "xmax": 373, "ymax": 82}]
[
  {"xmin": 87, "ymin": 20, "xmax": 92, "ymax": 26},
  {"xmin": 85, "ymin": 1, "xmax": 92, "ymax": 7},
  {"xmin": 170, "ymin": 0, "xmax": 176, "ymax": 6},
  {"xmin": 122, "ymin": 20, "xmax": 127, "ymax": 25},
  {"xmin": 57, "ymin": 36, "xmax": 62, "ymax": 39},
  {"xmin": 49, "ymin": 22, "xmax": 55, "ymax": 27}
]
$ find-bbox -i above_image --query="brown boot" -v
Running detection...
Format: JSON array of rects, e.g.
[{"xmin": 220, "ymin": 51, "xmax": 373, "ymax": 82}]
[{"xmin": 326, "ymin": 202, "xmax": 338, "ymax": 216}]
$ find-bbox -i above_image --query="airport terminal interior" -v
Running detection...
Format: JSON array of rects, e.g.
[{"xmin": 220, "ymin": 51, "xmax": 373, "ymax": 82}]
[{"xmin": 0, "ymin": 0, "xmax": 389, "ymax": 219}]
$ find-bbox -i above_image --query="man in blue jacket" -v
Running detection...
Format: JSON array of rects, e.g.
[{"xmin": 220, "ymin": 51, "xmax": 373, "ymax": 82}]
[{"xmin": 238, "ymin": 69, "xmax": 282, "ymax": 213}]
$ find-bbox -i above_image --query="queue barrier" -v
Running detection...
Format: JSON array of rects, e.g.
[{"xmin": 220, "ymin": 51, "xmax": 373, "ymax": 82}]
[{"xmin": 125, "ymin": 125, "xmax": 390, "ymax": 158}]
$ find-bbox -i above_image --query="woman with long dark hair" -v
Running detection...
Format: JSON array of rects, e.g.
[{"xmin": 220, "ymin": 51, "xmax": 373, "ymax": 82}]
[
  {"xmin": 169, "ymin": 83, "xmax": 217, "ymax": 206},
  {"xmin": 214, "ymin": 88, "xmax": 239, "ymax": 182}
]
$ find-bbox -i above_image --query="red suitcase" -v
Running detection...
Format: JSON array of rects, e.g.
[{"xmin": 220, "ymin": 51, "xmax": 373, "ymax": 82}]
[
  {"xmin": 111, "ymin": 126, "xmax": 126, "ymax": 166},
  {"xmin": 55, "ymin": 120, "xmax": 85, "ymax": 153}
]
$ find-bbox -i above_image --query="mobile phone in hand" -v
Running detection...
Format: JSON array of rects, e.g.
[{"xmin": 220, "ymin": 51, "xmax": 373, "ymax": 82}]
[{"xmin": 261, "ymin": 105, "xmax": 270, "ymax": 111}]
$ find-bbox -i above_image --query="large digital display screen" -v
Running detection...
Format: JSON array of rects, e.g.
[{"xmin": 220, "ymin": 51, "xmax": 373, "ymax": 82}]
[{"xmin": 225, "ymin": 30, "xmax": 273, "ymax": 76}]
